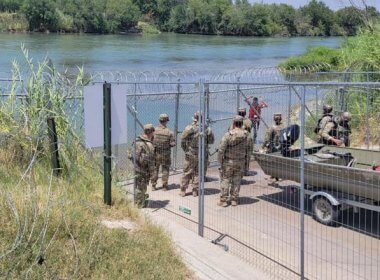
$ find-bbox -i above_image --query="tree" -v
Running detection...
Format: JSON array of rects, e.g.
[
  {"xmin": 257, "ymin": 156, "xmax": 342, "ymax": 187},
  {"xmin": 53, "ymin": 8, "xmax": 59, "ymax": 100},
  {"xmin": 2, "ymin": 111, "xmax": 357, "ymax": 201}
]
[
  {"xmin": 106, "ymin": 0, "xmax": 141, "ymax": 32},
  {"xmin": 269, "ymin": 4, "xmax": 297, "ymax": 35},
  {"xmin": 0, "ymin": 0, "xmax": 23, "ymax": 12},
  {"xmin": 299, "ymin": 0, "xmax": 335, "ymax": 35},
  {"xmin": 336, "ymin": 7, "xmax": 364, "ymax": 35},
  {"xmin": 22, "ymin": 0, "xmax": 59, "ymax": 31}
]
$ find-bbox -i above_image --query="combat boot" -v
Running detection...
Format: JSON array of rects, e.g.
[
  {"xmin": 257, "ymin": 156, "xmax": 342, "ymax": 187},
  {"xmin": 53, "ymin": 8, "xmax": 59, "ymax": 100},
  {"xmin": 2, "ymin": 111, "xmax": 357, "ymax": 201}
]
[
  {"xmin": 162, "ymin": 184, "xmax": 169, "ymax": 191},
  {"xmin": 151, "ymin": 184, "xmax": 157, "ymax": 191},
  {"xmin": 192, "ymin": 188, "xmax": 198, "ymax": 197},
  {"xmin": 217, "ymin": 199, "xmax": 228, "ymax": 207},
  {"xmin": 231, "ymin": 199, "xmax": 238, "ymax": 207},
  {"xmin": 179, "ymin": 187, "xmax": 186, "ymax": 197}
]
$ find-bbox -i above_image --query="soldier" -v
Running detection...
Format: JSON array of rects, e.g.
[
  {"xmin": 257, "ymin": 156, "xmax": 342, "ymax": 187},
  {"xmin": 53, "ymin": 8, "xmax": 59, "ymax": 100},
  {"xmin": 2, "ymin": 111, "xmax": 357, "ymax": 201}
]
[
  {"xmin": 231, "ymin": 108, "xmax": 253, "ymax": 176},
  {"xmin": 218, "ymin": 115, "xmax": 249, "ymax": 207},
  {"xmin": 336, "ymin": 112, "xmax": 352, "ymax": 147},
  {"xmin": 262, "ymin": 113, "xmax": 285, "ymax": 153},
  {"xmin": 133, "ymin": 124, "xmax": 155, "ymax": 208},
  {"xmin": 180, "ymin": 112, "xmax": 214, "ymax": 197},
  {"xmin": 151, "ymin": 114, "xmax": 176, "ymax": 191},
  {"xmin": 315, "ymin": 105, "xmax": 342, "ymax": 146}
]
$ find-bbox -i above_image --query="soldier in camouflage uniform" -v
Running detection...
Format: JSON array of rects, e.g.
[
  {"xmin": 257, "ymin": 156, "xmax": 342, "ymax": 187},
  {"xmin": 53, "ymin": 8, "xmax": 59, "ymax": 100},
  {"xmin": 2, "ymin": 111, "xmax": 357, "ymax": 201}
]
[
  {"xmin": 151, "ymin": 114, "xmax": 176, "ymax": 191},
  {"xmin": 133, "ymin": 124, "xmax": 155, "ymax": 208},
  {"xmin": 230, "ymin": 108, "xmax": 253, "ymax": 176},
  {"xmin": 262, "ymin": 113, "xmax": 284, "ymax": 153},
  {"xmin": 218, "ymin": 116, "xmax": 249, "ymax": 207},
  {"xmin": 336, "ymin": 112, "xmax": 352, "ymax": 147},
  {"xmin": 180, "ymin": 112, "xmax": 214, "ymax": 197},
  {"xmin": 315, "ymin": 105, "xmax": 343, "ymax": 146}
]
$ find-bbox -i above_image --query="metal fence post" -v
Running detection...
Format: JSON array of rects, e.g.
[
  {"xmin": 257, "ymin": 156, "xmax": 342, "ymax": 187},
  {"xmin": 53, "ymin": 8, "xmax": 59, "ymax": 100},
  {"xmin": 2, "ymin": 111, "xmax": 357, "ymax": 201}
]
[
  {"xmin": 173, "ymin": 80, "xmax": 181, "ymax": 170},
  {"xmin": 47, "ymin": 117, "xmax": 61, "ymax": 176},
  {"xmin": 198, "ymin": 79, "xmax": 206, "ymax": 237},
  {"xmin": 236, "ymin": 77, "xmax": 241, "ymax": 112},
  {"xmin": 299, "ymin": 86, "xmax": 306, "ymax": 280},
  {"xmin": 365, "ymin": 73, "xmax": 370, "ymax": 149},
  {"xmin": 103, "ymin": 82, "xmax": 112, "ymax": 206},
  {"xmin": 287, "ymin": 86, "xmax": 292, "ymax": 126},
  {"xmin": 133, "ymin": 83, "xmax": 138, "ymax": 204}
]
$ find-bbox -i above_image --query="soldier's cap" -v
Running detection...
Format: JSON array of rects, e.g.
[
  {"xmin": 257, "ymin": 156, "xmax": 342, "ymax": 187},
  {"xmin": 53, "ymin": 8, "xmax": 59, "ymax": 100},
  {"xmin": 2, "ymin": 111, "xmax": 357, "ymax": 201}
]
[
  {"xmin": 323, "ymin": 104, "xmax": 333, "ymax": 113},
  {"xmin": 233, "ymin": 115, "xmax": 244, "ymax": 124},
  {"xmin": 143, "ymin": 124, "xmax": 155, "ymax": 133},
  {"xmin": 274, "ymin": 113, "xmax": 282, "ymax": 117},
  {"xmin": 341, "ymin": 111, "xmax": 351, "ymax": 121},
  {"xmin": 238, "ymin": 107, "xmax": 246, "ymax": 113},
  {"xmin": 159, "ymin": 113, "xmax": 169, "ymax": 121}
]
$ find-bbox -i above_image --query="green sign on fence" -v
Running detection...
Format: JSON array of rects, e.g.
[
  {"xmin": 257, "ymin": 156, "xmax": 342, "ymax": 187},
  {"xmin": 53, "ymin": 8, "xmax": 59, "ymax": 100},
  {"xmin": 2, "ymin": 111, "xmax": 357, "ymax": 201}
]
[{"xmin": 179, "ymin": 206, "xmax": 191, "ymax": 215}]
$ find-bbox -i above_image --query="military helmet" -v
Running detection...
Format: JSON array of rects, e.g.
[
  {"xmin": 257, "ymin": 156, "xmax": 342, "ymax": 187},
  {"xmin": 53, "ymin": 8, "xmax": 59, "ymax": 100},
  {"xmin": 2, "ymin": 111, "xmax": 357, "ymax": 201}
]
[
  {"xmin": 193, "ymin": 111, "xmax": 201, "ymax": 121},
  {"xmin": 159, "ymin": 113, "xmax": 169, "ymax": 122},
  {"xmin": 341, "ymin": 111, "xmax": 351, "ymax": 121},
  {"xmin": 144, "ymin": 124, "xmax": 155, "ymax": 134},
  {"xmin": 273, "ymin": 113, "xmax": 282, "ymax": 121},
  {"xmin": 323, "ymin": 104, "xmax": 333, "ymax": 114},
  {"xmin": 233, "ymin": 115, "xmax": 244, "ymax": 125}
]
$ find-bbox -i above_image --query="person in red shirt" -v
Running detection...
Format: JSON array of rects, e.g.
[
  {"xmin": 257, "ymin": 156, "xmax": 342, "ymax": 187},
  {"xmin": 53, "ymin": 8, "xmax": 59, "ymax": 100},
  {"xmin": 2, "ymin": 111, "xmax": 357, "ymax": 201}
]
[{"xmin": 245, "ymin": 96, "xmax": 268, "ymax": 143}]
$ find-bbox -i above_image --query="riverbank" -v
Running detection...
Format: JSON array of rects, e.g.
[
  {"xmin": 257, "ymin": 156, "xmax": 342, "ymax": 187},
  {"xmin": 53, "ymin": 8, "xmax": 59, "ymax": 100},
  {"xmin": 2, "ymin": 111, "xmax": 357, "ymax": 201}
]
[
  {"xmin": 1, "ymin": 1, "xmax": 377, "ymax": 36},
  {"xmin": 0, "ymin": 55, "xmax": 192, "ymax": 279},
  {"xmin": 280, "ymin": 25, "xmax": 380, "ymax": 148}
]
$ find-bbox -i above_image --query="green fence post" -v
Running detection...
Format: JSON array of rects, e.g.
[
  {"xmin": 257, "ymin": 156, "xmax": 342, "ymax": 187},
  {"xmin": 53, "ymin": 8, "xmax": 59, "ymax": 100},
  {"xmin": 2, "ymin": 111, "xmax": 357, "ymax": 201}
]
[
  {"xmin": 103, "ymin": 82, "xmax": 112, "ymax": 206},
  {"xmin": 47, "ymin": 117, "xmax": 61, "ymax": 176}
]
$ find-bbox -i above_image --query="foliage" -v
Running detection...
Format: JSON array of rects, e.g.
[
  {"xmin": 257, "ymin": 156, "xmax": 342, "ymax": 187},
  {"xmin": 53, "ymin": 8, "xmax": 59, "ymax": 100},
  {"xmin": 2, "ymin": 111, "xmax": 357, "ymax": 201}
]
[
  {"xmin": 0, "ymin": 50, "xmax": 191, "ymax": 279},
  {"xmin": 282, "ymin": 25, "xmax": 380, "ymax": 147},
  {"xmin": 279, "ymin": 46, "xmax": 341, "ymax": 72},
  {"xmin": 0, "ymin": 12, "xmax": 27, "ymax": 31},
  {"xmin": 2, "ymin": 0, "xmax": 378, "ymax": 35},
  {"xmin": 281, "ymin": 24, "xmax": 380, "ymax": 72},
  {"xmin": 138, "ymin": 21, "xmax": 160, "ymax": 34}
]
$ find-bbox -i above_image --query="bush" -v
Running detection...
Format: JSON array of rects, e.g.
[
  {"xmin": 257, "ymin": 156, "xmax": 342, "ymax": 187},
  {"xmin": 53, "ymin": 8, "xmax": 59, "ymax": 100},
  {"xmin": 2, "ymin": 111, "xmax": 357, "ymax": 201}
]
[{"xmin": 279, "ymin": 46, "xmax": 341, "ymax": 72}]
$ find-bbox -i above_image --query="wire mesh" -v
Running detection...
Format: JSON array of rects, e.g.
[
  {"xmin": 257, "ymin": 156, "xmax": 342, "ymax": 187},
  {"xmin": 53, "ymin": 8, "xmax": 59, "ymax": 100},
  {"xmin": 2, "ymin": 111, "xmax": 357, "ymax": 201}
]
[{"xmin": 2, "ymin": 69, "xmax": 380, "ymax": 280}]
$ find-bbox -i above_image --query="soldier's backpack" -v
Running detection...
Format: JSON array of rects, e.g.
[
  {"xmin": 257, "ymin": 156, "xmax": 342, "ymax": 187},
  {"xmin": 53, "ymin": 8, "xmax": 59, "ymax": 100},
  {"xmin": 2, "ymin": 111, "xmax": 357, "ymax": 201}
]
[
  {"xmin": 226, "ymin": 129, "xmax": 248, "ymax": 159},
  {"xmin": 314, "ymin": 115, "xmax": 336, "ymax": 134}
]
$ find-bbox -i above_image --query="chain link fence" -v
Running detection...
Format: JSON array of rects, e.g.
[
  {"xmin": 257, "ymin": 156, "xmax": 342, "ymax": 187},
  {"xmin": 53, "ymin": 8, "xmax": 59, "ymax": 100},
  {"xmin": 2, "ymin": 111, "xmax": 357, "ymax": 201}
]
[{"xmin": 1, "ymin": 69, "xmax": 380, "ymax": 280}]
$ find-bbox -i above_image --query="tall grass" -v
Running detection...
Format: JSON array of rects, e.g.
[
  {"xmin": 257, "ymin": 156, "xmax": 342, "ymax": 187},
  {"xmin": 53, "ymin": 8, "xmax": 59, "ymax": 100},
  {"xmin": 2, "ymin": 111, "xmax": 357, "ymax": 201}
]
[
  {"xmin": 0, "ymin": 50, "xmax": 191, "ymax": 279},
  {"xmin": 280, "ymin": 25, "xmax": 380, "ymax": 148}
]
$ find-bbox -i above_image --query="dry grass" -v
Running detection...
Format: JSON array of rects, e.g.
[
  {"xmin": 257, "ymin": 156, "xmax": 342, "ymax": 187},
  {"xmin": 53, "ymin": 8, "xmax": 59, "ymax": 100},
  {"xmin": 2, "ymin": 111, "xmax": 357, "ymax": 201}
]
[{"xmin": 0, "ymin": 148, "xmax": 192, "ymax": 279}]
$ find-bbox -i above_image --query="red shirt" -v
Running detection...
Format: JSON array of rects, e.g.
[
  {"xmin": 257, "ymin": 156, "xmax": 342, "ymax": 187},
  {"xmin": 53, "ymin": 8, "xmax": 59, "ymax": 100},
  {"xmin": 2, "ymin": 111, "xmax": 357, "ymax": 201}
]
[{"xmin": 246, "ymin": 100, "xmax": 267, "ymax": 120}]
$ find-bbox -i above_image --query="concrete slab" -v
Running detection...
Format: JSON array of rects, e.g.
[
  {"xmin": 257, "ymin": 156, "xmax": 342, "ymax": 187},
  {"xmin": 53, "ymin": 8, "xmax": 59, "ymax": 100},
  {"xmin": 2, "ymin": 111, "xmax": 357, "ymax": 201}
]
[{"xmin": 144, "ymin": 208, "xmax": 270, "ymax": 280}]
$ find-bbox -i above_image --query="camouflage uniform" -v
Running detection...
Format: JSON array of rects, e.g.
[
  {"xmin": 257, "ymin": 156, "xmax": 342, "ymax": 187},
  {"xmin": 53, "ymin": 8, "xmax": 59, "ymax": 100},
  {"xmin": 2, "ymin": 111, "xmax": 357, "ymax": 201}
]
[
  {"xmin": 180, "ymin": 113, "xmax": 214, "ymax": 197},
  {"xmin": 133, "ymin": 125, "xmax": 155, "ymax": 207},
  {"xmin": 218, "ymin": 116, "xmax": 249, "ymax": 206},
  {"xmin": 262, "ymin": 113, "xmax": 284, "ymax": 153},
  {"xmin": 336, "ymin": 112, "xmax": 352, "ymax": 147},
  {"xmin": 230, "ymin": 108, "xmax": 253, "ymax": 175},
  {"xmin": 316, "ymin": 114, "xmax": 338, "ymax": 145},
  {"xmin": 151, "ymin": 114, "xmax": 175, "ymax": 190}
]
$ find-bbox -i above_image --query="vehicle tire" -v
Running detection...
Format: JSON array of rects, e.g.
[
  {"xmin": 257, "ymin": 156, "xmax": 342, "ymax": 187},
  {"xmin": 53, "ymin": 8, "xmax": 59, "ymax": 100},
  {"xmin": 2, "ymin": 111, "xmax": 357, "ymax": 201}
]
[{"xmin": 312, "ymin": 197, "xmax": 341, "ymax": 226}]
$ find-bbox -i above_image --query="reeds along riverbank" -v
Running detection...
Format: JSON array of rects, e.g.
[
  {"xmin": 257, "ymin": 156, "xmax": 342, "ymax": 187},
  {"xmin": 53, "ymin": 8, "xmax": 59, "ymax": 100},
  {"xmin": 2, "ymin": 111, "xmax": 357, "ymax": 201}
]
[{"xmin": 0, "ymin": 50, "xmax": 192, "ymax": 279}]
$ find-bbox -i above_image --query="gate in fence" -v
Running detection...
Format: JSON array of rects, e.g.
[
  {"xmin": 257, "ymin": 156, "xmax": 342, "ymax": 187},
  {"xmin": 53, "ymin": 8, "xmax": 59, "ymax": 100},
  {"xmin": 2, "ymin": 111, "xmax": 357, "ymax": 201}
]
[{"xmin": 116, "ymin": 79, "xmax": 380, "ymax": 280}]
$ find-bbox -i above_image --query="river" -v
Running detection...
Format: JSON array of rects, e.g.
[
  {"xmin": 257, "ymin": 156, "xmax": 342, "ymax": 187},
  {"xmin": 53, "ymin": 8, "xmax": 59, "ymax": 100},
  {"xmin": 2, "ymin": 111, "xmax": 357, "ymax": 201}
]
[{"xmin": 0, "ymin": 33, "xmax": 341, "ymax": 77}]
